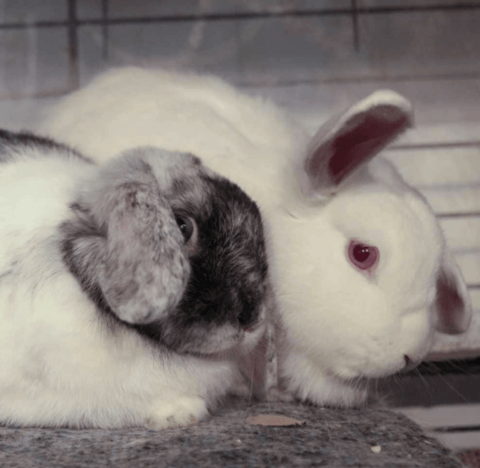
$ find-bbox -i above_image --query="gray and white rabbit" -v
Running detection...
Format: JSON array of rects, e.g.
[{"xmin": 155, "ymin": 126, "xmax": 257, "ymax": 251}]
[
  {"xmin": 0, "ymin": 129, "xmax": 270, "ymax": 428},
  {"xmin": 39, "ymin": 67, "xmax": 472, "ymax": 407}
]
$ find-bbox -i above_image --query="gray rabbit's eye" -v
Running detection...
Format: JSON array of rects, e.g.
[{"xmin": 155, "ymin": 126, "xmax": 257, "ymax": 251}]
[{"xmin": 176, "ymin": 216, "xmax": 194, "ymax": 243}]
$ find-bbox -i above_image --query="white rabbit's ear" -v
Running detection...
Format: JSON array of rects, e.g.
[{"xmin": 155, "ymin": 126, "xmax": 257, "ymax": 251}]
[
  {"xmin": 302, "ymin": 90, "xmax": 413, "ymax": 197},
  {"xmin": 95, "ymin": 180, "xmax": 191, "ymax": 325},
  {"xmin": 433, "ymin": 248, "xmax": 472, "ymax": 335}
]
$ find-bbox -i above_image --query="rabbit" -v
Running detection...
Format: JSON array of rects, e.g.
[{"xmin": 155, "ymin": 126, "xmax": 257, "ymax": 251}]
[
  {"xmin": 0, "ymin": 129, "xmax": 271, "ymax": 428},
  {"xmin": 38, "ymin": 66, "xmax": 472, "ymax": 407}
]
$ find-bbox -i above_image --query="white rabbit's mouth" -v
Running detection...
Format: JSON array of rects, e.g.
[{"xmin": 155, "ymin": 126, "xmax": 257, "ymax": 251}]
[
  {"xmin": 341, "ymin": 363, "xmax": 414, "ymax": 390},
  {"xmin": 334, "ymin": 354, "xmax": 418, "ymax": 383}
]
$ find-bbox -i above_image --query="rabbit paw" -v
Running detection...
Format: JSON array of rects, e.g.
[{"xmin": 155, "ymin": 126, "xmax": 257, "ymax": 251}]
[
  {"xmin": 145, "ymin": 396, "xmax": 208, "ymax": 430},
  {"xmin": 266, "ymin": 386, "xmax": 295, "ymax": 402}
]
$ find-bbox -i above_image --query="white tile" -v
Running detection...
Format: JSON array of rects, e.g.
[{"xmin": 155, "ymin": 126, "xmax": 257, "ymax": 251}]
[
  {"xmin": 0, "ymin": 97, "xmax": 55, "ymax": 131},
  {"xmin": 469, "ymin": 290, "xmax": 479, "ymax": 309},
  {"xmin": 249, "ymin": 79, "xmax": 480, "ymax": 142},
  {"xmin": 76, "ymin": 0, "xmax": 103, "ymax": 21},
  {"xmin": 0, "ymin": 0, "xmax": 67, "ymax": 23},
  {"xmin": 396, "ymin": 123, "xmax": 480, "ymax": 147},
  {"xmin": 440, "ymin": 218, "xmax": 480, "ymax": 251},
  {"xmin": 78, "ymin": 21, "xmax": 242, "ymax": 85},
  {"xmin": 420, "ymin": 186, "xmax": 480, "ymax": 216},
  {"xmin": 456, "ymin": 252, "xmax": 480, "ymax": 286},
  {"xmin": 436, "ymin": 431, "xmax": 480, "ymax": 451},
  {"xmin": 236, "ymin": 15, "xmax": 357, "ymax": 85},
  {"xmin": 359, "ymin": 0, "xmax": 480, "ymax": 7},
  {"xmin": 0, "ymin": 27, "xmax": 69, "ymax": 97},
  {"xmin": 287, "ymin": 0, "xmax": 351, "ymax": 9},
  {"xmin": 430, "ymin": 306, "xmax": 480, "ymax": 359},
  {"xmin": 383, "ymin": 147, "xmax": 480, "ymax": 186},
  {"xmin": 356, "ymin": 10, "xmax": 480, "ymax": 77},
  {"xmin": 397, "ymin": 404, "xmax": 480, "ymax": 450},
  {"xmin": 398, "ymin": 404, "xmax": 480, "ymax": 430},
  {"xmin": 106, "ymin": 0, "xmax": 351, "ymax": 18},
  {"xmin": 107, "ymin": 0, "xmax": 235, "ymax": 17},
  {"xmin": 78, "ymin": 15, "xmax": 359, "ymax": 86},
  {"xmin": 77, "ymin": 26, "xmax": 108, "ymax": 85},
  {"xmin": 468, "ymin": 289, "xmax": 480, "ymax": 310},
  {"xmin": 108, "ymin": 0, "xmax": 202, "ymax": 18}
]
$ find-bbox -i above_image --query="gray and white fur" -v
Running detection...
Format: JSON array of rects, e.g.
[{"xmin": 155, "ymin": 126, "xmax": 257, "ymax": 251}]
[{"xmin": 0, "ymin": 130, "xmax": 269, "ymax": 428}]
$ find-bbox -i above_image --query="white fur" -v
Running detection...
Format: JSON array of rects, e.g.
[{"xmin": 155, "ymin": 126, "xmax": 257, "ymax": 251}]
[
  {"xmin": 0, "ymin": 146, "xmax": 264, "ymax": 429},
  {"xmin": 39, "ymin": 67, "xmax": 472, "ymax": 407}
]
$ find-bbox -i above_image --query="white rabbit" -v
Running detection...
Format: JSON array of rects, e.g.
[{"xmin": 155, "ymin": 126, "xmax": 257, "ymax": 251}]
[
  {"xmin": 0, "ymin": 129, "xmax": 270, "ymax": 428},
  {"xmin": 39, "ymin": 67, "xmax": 472, "ymax": 407}
]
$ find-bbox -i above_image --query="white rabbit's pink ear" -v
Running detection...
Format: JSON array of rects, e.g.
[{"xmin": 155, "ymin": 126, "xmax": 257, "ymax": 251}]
[
  {"xmin": 433, "ymin": 249, "xmax": 472, "ymax": 335},
  {"xmin": 302, "ymin": 90, "xmax": 413, "ymax": 198}
]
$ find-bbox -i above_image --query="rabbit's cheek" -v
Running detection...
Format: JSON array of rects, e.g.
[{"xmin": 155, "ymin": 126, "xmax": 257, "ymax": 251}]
[
  {"xmin": 330, "ymin": 308, "xmax": 434, "ymax": 380},
  {"xmin": 281, "ymin": 350, "xmax": 369, "ymax": 406}
]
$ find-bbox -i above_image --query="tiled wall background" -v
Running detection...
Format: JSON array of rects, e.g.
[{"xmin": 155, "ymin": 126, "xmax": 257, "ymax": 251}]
[{"xmin": 0, "ymin": 0, "xmax": 479, "ymax": 450}]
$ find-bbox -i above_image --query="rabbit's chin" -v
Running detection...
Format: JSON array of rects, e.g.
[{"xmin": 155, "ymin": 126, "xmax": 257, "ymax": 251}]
[
  {"xmin": 171, "ymin": 320, "xmax": 267, "ymax": 360},
  {"xmin": 281, "ymin": 350, "xmax": 389, "ymax": 407}
]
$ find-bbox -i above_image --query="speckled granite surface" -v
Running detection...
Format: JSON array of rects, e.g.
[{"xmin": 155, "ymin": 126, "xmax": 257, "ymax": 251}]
[{"xmin": 0, "ymin": 399, "xmax": 464, "ymax": 468}]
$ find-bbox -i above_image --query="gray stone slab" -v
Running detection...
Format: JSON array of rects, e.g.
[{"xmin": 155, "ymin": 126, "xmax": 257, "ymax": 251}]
[{"xmin": 0, "ymin": 399, "xmax": 465, "ymax": 468}]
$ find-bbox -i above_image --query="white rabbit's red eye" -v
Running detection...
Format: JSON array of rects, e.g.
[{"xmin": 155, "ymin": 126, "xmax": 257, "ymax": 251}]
[{"xmin": 347, "ymin": 240, "xmax": 379, "ymax": 274}]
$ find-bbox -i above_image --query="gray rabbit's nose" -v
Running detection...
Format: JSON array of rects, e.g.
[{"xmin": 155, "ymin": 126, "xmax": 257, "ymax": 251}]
[
  {"xmin": 237, "ymin": 307, "xmax": 254, "ymax": 327},
  {"xmin": 230, "ymin": 290, "xmax": 258, "ymax": 328}
]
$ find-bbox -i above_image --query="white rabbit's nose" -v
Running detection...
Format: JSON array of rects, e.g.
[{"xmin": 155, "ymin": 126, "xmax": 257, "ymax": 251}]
[{"xmin": 403, "ymin": 355, "xmax": 418, "ymax": 372}]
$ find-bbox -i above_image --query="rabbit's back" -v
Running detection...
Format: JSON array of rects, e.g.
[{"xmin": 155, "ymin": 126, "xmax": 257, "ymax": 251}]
[
  {"xmin": 41, "ymin": 67, "xmax": 307, "ymax": 207},
  {"xmin": 0, "ymin": 135, "xmax": 93, "ymax": 235}
]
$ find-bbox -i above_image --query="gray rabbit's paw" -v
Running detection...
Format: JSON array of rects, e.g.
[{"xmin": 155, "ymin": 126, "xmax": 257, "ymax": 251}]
[{"xmin": 144, "ymin": 396, "xmax": 208, "ymax": 430}]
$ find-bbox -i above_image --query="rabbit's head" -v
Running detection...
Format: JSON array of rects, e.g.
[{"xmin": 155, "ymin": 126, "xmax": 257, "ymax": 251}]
[
  {"xmin": 61, "ymin": 147, "xmax": 269, "ymax": 357},
  {"xmin": 270, "ymin": 91, "xmax": 472, "ymax": 405}
]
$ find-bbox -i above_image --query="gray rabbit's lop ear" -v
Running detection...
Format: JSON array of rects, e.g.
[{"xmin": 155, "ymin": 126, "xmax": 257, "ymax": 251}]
[
  {"xmin": 301, "ymin": 90, "xmax": 413, "ymax": 199},
  {"xmin": 96, "ymin": 178, "xmax": 190, "ymax": 324},
  {"xmin": 433, "ymin": 248, "xmax": 472, "ymax": 335},
  {"xmin": 65, "ymin": 153, "xmax": 193, "ymax": 326},
  {"xmin": 61, "ymin": 150, "xmax": 193, "ymax": 326}
]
